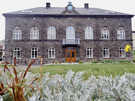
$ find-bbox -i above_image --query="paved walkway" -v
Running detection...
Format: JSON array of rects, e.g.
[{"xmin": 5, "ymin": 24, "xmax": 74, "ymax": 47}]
[{"xmin": 16, "ymin": 62, "xmax": 79, "ymax": 69}]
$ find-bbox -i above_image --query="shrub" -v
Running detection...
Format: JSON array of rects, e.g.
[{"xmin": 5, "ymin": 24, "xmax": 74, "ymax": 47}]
[
  {"xmin": 118, "ymin": 60, "xmax": 131, "ymax": 63},
  {"xmin": 79, "ymin": 60, "xmax": 83, "ymax": 64},
  {"xmin": 27, "ymin": 71, "xmax": 135, "ymax": 101},
  {"xmin": 91, "ymin": 61, "xmax": 98, "ymax": 63},
  {"xmin": 100, "ymin": 60, "xmax": 113, "ymax": 63},
  {"xmin": 1, "ymin": 60, "xmax": 135, "ymax": 101},
  {"xmin": 0, "ymin": 58, "xmax": 42, "ymax": 101},
  {"xmin": 133, "ymin": 59, "xmax": 135, "ymax": 63}
]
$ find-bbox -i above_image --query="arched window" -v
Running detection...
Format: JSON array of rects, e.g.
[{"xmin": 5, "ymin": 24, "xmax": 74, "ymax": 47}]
[
  {"xmin": 66, "ymin": 26, "xmax": 75, "ymax": 39},
  {"xmin": 30, "ymin": 27, "xmax": 39, "ymax": 40},
  {"xmin": 101, "ymin": 27, "xmax": 109, "ymax": 39},
  {"xmin": 12, "ymin": 27, "xmax": 22, "ymax": 40},
  {"xmin": 47, "ymin": 26, "xmax": 56, "ymax": 40},
  {"xmin": 85, "ymin": 26, "xmax": 93, "ymax": 39},
  {"xmin": 117, "ymin": 27, "xmax": 125, "ymax": 39}
]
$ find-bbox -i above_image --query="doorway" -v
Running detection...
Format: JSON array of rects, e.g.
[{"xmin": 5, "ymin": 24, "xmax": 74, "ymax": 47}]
[{"xmin": 65, "ymin": 48, "xmax": 76, "ymax": 62}]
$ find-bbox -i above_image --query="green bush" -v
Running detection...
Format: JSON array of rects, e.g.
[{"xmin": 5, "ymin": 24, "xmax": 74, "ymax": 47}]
[
  {"xmin": 100, "ymin": 60, "xmax": 113, "ymax": 63},
  {"xmin": 3, "ymin": 93, "xmax": 13, "ymax": 101},
  {"xmin": 133, "ymin": 59, "xmax": 135, "ymax": 63},
  {"xmin": 79, "ymin": 60, "xmax": 83, "ymax": 64},
  {"xmin": 118, "ymin": 60, "xmax": 131, "ymax": 63},
  {"xmin": 91, "ymin": 61, "xmax": 98, "ymax": 63}
]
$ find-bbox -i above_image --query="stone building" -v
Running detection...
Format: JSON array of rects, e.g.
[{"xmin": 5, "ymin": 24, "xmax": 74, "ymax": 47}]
[
  {"xmin": 132, "ymin": 31, "xmax": 135, "ymax": 50},
  {"xmin": 0, "ymin": 40, "xmax": 5, "ymax": 61},
  {"xmin": 3, "ymin": 2, "xmax": 134, "ymax": 64}
]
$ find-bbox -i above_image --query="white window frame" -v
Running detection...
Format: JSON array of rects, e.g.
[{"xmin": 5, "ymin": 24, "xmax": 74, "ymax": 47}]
[
  {"xmin": 12, "ymin": 27, "xmax": 22, "ymax": 40},
  {"xmin": 48, "ymin": 48, "xmax": 56, "ymax": 59},
  {"xmin": 117, "ymin": 27, "xmax": 125, "ymax": 40},
  {"xmin": 30, "ymin": 27, "xmax": 39, "ymax": 40},
  {"xmin": 66, "ymin": 26, "xmax": 75, "ymax": 39},
  {"xmin": 86, "ymin": 48, "xmax": 93, "ymax": 58},
  {"xmin": 119, "ymin": 48, "xmax": 126, "ymax": 58},
  {"xmin": 47, "ymin": 26, "xmax": 56, "ymax": 40},
  {"xmin": 101, "ymin": 27, "xmax": 109, "ymax": 40},
  {"xmin": 13, "ymin": 48, "xmax": 21, "ymax": 59},
  {"xmin": 85, "ymin": 26, "xmax": 93, "ymax": 40},
  {"xmin": 31, "ymin": 47, "xmax": 38, "ymax": 59},
  {"xmin": 102, "ymin": 48, "xmax": 110, "ymax": 58}
]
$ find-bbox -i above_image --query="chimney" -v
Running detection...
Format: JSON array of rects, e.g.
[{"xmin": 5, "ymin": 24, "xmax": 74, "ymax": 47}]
[
  {"xmin": 84, "ymin": 3, "xmax": 89, "ymax": 9},
  {"xmin": 46, "ymin": 2, "xmax": 51, "ymax": 8}
]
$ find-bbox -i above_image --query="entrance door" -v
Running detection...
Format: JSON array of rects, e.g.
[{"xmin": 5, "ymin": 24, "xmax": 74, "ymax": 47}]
[{"xmin": 65, "ymin": 49, "xmax": 76, "ymax": 62}]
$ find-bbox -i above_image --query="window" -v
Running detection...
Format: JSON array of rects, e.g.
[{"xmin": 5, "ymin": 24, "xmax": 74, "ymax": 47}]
[
  {"xmin": 30, "ymin": 27, "xmax": 39, "ymax": 40},
  {"xmin": 66, "ymin": 26, "xmax": 75, "ymax": 39},
  {"xmin": 85, "ymin": 26, "xmax": 93, "ymax": 39},
  {"xmin": 86, "ymin": 48, "xmax": 93, "ymax": 58},
  {"xmin": 12, "ymin": 27, "xmax": 22, "ymax": 40},
  {"xmin": 13, "ymin": 48, "xmax": 21, "ymax": 59},
  {"xmin": 48, "ymin": 48, "xmax": 56, "ymax": 59},
  {"xmin": 0, "ymin": 49, "xmax": 3, "ymax": 61},
  {"xmin": 102, "ymin": 48, "xmax": 110, "ymax": 58},
  {"xmin": 119, "ymin": 48, "xmax": 126, "ymax": 58},
  {"xmin": 31, "ymin": 48, "xmax": 38, "ymax": 59},
  {"xmin": 101, "ymin": 27, "xmax": 109, "ymax": 39},
  {"xmin": 47, "ymin": 26, "xmax": 56, "ymax": 40},
  {"xmin": 117, "ymin": 27, "xmax": 125, "ymax": 39}
]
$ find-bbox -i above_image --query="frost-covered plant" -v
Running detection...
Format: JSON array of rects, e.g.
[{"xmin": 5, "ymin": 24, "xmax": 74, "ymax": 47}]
[
  {"xmin": 1, "ymin": 61, "xmax": 135, "ymax": 101},
  {"xmin": 0, "ymin": 59, "xmax": 41, "ymax": 101},
  {"xmin": 28, "ymin": 71, "xmax": 135, "ymax": 101}
]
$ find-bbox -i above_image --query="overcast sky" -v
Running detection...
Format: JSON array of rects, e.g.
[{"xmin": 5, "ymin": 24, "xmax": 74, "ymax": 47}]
[{"xmin": 0, "ymin": 0, "xmax": 135, "ymax": 40}]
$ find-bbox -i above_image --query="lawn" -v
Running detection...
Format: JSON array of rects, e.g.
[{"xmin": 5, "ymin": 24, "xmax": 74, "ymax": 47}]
[{"xmin": 30, "ymin": 62, "xmax": 135, "ymax": 79}]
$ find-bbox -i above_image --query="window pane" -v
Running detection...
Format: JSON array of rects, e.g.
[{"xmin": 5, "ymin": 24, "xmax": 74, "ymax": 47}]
[
  {"xmin": 103, "ymin": 48, "xmax": 109, "ymax": 58},
  {"xmin": 66, "ymin": 26, "xmax": 75, "ymax": 39},
  {"xmin": 31, "ymin": 48, "xmax": 38, "ymax": 59},
  {"xmin": 86, "ymin": 48, "xmax": 93, "ymax": 58},
  {"xmin": 117, "ymin": 27, "xmax": 125, "ymax": 39},
  {"xmin": 13, "ymin": 48, "xmax": 21, "ymax": 59},
  {"xmin": 47, "ymin": 26, "xmax": 56, "ymax": 40},
  {"xmin": 12, "ymin": 27, "xmax": 22, "ymax": 40},
  {"xmin": 85, "ymin": 26, "xmax": 93, "ymax": 39},
  {"xmin": 48, "ymin": 48, "xmax": 55, "ymax": 58},
  {"xmin": 101, "ymin": 27, "xmax": 109, "ymax": 39},
  {"xmin": 30, "ymin": 27, "xmax": 39, "ymax": 40}
]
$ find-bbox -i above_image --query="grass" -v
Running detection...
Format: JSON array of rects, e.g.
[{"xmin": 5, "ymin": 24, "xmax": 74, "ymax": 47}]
[{"xmin": 30, "ymin": 62, "xmax": 135, "ymax": 79}]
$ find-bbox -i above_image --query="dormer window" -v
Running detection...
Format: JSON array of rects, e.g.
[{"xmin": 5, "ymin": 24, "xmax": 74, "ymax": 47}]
[
  {"xmin": 67, "ymin": 2, "xmax": 73, "ymax": 11},
  {"xmin": 67, "ymin": 5, "xmax": 73, "ymax": 11},
  {"xmin": 62, "ymin": 2, "xmax": 79, "ymax": 14}
]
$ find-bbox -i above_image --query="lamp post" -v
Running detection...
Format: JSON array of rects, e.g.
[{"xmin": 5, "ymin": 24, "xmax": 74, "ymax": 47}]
[{"xmin": 38, "ymin": 56, "xmax": 43, "ymax": 78}]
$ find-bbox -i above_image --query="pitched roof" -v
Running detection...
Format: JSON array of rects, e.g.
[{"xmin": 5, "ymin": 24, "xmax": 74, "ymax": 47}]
[{"xmin": 3, "ymin": 7, "xmax": 133, "ymax": 17}]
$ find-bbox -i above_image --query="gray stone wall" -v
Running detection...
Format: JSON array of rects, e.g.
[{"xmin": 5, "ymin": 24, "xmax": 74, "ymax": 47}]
[{"xmin": 5, "ymin": 16, "xmax": 132, "ymax": 64}]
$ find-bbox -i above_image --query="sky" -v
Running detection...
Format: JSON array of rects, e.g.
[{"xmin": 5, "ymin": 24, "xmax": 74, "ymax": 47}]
[{"xmin": 0, "ymin": 0, "xmax": 135, "ymax": 40}]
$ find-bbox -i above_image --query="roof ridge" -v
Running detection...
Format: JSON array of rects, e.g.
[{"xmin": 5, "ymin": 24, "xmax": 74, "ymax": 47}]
[{"xmin": 3, "ymin": 7, "xmax": 134, "ymax": 17}]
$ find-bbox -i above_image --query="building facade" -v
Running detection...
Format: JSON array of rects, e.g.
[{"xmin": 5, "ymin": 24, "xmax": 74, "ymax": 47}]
[
  {"xmin": 132, "ymin": 31, "xmax": 135, "ymax": 50},
  {"xmin": 3, "ymin": 2, "xmax": 134, "ymax": 64},
  {"xmin": 0, "ymin": 40, "xmax": 5, "ymax": 61}
]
